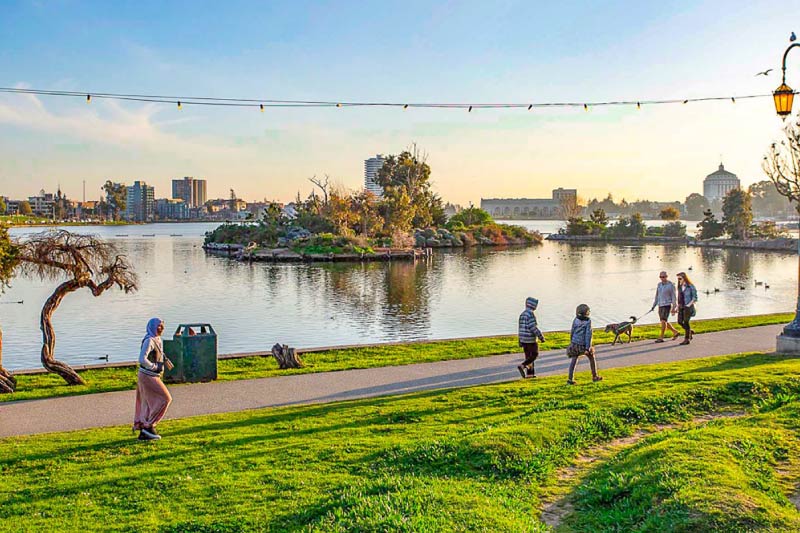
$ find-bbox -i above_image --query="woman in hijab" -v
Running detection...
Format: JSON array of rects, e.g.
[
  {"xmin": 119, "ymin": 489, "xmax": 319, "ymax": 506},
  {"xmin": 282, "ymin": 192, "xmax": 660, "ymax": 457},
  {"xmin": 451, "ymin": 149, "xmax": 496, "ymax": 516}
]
[{"xmin": 133, "ymin": 318, "xmax": 173, "ymax": 440}]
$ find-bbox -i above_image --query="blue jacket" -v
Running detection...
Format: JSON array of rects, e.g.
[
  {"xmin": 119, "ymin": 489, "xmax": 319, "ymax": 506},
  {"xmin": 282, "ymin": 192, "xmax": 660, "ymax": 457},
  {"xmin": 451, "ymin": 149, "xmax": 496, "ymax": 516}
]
[
  {"xmin": 678, "ymin": 283, "xmax": 698, "ymax": 307},
  {"xmin": 518, "ymin": 308, "xmax": 544, "ymax": 344},
  {"xmin": 570, "ymin": 317, "xmax": 593, "ymax": 348}
]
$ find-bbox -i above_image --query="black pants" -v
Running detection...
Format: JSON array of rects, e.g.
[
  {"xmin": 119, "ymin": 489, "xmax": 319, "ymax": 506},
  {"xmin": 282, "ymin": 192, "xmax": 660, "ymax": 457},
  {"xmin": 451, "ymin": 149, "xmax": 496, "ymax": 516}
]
[
  {"xmin": 677, "ymin": 306, "xmax": 693, "ymax": 340},
  {"xmin": 521, "ymin": 342, "xmax": 539, "ymax": 374}
]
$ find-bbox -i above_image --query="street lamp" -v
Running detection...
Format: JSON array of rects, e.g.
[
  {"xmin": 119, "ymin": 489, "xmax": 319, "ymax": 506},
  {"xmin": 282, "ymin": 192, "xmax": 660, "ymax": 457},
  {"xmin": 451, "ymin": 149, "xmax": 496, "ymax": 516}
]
[
  {"xmin": 774, "ymin": 43, "xmax": 799, "ymax": 117},
  {"xmin": 773, "ymin": 42, "xmax": 800, "ymax": 353}
]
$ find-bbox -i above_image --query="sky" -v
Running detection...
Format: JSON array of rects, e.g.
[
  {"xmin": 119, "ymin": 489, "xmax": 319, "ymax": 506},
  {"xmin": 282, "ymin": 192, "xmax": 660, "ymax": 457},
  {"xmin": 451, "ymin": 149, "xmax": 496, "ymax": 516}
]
[{"xmin": 0, "ymin": 0, "xmax": 797, "ymax": 205}]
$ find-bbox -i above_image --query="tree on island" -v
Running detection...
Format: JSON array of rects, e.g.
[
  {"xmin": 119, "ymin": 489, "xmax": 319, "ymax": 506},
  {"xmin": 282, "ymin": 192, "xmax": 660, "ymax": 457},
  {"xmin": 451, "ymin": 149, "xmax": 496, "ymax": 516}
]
[
  {"xmin": 0, "ymin": 197, "xmax": 6, "ymax": 215},
  {"xmin": 722, "ymin": 188, "xmax": 753, "ymax": 240},
  {"xmin": 0, "ymin": 226, "xmax": 20, "ymax": 393},
  {"xmin": 376, "ymin": 145, "xmax": 446, "ymax": 232},
  {"xmin": 448, "ymin": 206, "xmax": 492, "ymax": 227},
  {"xmin": 749, "ymin": 179, "xmax": 791, "ymax": 217},
  {"xmin": 684, "ymin": 193, "xmax": 709, "ymax": 220},
  {"xmin": 589, "ymin": 208, "xmax": 609, "ymax": 227},
  {"xmin": 102, "ymin": 181, "xmax": 127, "ymax": 221},
  {"xmin": 697, "ymin": 209, "xmax": 725, "ymax": 240},
  {"xmin": 659, "ymin": 206, "xmax": 681, "ymax": 220},
  {"xmin": 18, "ymin": 201, "xmax": 32, "ymax": 217},
  {"xmin": 17, "ymin": 231, "xmax": 138, "ymax": 386}
]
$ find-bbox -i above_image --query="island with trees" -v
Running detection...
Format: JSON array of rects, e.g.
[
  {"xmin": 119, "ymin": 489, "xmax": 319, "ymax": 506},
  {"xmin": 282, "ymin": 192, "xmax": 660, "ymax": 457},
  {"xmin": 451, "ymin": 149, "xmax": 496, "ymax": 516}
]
[{"xmin": 204, "ymin": 148, "xmax": 543, "ymax": 262}]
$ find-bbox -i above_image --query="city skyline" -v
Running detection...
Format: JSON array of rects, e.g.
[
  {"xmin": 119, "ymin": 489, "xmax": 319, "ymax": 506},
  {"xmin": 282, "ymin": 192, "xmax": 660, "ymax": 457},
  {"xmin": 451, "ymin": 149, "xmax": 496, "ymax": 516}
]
[{"xmin": 0, "ymin": 1, "xmax": 794, "ymax": 204}]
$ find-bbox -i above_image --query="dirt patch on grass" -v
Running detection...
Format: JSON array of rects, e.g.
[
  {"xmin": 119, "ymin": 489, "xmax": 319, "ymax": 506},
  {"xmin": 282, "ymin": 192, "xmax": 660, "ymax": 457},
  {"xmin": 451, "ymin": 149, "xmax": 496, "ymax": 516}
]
[{"xmin": 539, "ymin": 410, "xmax": 747, "ymax": 530}]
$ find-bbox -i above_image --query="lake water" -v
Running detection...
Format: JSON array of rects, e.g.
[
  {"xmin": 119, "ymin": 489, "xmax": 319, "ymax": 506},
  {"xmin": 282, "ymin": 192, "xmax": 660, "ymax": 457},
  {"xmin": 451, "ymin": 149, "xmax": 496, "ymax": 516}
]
[{"xmin": 1, "ymin": 222, "xmax": 795, "ymax": 370}]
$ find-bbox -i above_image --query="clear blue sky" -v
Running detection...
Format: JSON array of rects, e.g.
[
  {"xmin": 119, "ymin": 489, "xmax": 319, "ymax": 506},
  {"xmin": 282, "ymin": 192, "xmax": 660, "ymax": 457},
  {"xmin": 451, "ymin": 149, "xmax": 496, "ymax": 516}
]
[{"xmin": 0, "ymin": 0, "xmax": 795, "ymax": 204}]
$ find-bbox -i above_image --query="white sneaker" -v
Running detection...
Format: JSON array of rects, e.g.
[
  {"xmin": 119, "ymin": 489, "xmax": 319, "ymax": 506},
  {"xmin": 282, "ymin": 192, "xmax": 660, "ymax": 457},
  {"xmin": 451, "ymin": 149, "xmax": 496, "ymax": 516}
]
[{"xmin": 140, "ymin": 428, "xmax": 161, "ymax": 440}]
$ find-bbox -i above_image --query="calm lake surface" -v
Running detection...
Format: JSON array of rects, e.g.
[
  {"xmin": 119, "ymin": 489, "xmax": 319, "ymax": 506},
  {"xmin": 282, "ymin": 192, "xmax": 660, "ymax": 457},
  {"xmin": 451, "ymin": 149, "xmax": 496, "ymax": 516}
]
[{"xmin": 2, "ymin": 221, "xmax": 795, "ymax": 370}]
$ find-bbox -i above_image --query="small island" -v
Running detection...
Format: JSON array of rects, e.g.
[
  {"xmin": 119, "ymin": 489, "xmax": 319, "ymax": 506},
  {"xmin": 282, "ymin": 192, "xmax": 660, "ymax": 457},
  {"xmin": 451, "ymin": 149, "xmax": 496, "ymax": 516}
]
[{"xmin": 204, "ymin": 149, "xmax": 542, "ymax": 262}]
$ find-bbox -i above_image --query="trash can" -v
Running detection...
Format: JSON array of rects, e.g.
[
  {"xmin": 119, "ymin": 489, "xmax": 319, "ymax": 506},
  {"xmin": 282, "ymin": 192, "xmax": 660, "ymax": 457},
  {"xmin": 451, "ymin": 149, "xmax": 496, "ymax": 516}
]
[{"xmin": 163, "ymin": 324, "xmax": 218, "ymax": 383}]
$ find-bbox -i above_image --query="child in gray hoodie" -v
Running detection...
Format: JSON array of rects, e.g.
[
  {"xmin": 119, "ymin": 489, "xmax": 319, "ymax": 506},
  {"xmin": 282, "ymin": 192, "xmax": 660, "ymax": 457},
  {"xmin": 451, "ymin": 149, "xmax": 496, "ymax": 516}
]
[{"xmin": 566, "ymin": 304, "xmax": 602, "ymax": 385}]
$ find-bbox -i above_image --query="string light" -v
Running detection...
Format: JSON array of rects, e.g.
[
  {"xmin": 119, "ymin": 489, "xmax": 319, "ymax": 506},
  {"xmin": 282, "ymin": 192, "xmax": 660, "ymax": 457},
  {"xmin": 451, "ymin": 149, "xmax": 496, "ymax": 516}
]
[
  {"xmin": 0, "ymin": 86, "xmax": 794, "ymax": 113},
  {"xmin": 468, "ymin": 105, "xmax": 472, "ymax": 112}
]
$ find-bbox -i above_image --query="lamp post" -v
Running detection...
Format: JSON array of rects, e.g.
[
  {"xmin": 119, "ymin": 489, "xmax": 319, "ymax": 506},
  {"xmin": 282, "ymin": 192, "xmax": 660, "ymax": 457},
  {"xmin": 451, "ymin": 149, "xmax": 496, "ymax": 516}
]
[{"xmin": 773, "ymin": 42, "xmax": 800, "ymax": 352}]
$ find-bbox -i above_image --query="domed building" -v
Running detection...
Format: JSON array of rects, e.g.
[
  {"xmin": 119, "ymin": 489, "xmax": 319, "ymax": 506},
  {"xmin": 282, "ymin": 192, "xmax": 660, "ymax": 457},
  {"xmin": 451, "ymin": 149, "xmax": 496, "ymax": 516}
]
[{"xmin": 703, "ymin": 163, "xmax": 740, "ymax": 203}]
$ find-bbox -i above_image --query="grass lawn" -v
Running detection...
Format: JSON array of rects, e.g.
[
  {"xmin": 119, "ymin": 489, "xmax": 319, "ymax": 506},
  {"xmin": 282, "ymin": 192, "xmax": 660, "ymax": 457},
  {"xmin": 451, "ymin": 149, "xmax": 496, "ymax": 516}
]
[
  {"xmin": 2, "ymin": 351, "xmax": 800, "ymax": 531},
  {"xmin": 3, "ymin": 312, "xmax": 792, "ymax": 403}
]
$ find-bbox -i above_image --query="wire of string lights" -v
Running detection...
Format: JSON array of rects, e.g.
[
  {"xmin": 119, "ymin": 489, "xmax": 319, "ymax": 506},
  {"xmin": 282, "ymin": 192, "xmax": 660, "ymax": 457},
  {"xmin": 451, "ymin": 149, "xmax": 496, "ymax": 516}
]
[{"xmin": 0, "ymin": 86, "xmax": 794, "ymax": 111}]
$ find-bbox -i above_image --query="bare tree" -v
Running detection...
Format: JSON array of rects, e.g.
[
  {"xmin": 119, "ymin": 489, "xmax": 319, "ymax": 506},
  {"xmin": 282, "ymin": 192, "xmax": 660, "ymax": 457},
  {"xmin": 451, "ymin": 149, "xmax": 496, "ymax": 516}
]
[
  {"xmin": 763, "ymin": 120, "xmax": 800, "ymax": 208},
  {"xmin": 0, "ymin": 225, "xmax": 20, "ymax": 393},
  {"xmin": 559, "ymin": 195, "xmax": 583, "ymax": 220},
  {"xmin": 17, "ymin": 231, "xmax": 138, "ymax": 385},
  {"xmin": 309, "ymin": 175, "xmax": 330, "ymax": 206}
]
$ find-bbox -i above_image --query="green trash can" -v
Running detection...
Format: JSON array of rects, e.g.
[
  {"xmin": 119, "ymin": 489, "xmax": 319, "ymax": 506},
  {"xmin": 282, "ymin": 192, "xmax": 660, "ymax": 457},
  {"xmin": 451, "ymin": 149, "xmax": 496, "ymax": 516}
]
[{"xmin": 163, "ymin": 324, "xmax": 218, "ymax": 383}]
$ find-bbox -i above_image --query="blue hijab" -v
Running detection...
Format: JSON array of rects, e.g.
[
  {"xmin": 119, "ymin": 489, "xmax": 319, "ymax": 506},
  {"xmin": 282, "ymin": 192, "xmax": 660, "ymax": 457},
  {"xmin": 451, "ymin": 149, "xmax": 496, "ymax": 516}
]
[{"xmin": 142, "ymin": 318, "xmax": 163, "ymax": 346}]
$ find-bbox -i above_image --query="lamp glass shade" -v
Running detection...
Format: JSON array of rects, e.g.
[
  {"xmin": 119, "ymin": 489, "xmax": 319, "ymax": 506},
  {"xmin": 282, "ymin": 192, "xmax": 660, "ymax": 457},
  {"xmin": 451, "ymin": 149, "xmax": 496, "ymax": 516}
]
[{"xmin": 773, "ymin": 84, "xmax": 794, "ymax": 117}]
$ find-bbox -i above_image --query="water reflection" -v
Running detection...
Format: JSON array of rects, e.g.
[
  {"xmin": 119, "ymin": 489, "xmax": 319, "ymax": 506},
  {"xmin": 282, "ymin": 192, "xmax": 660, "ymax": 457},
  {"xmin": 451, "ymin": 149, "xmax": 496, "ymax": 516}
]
[{"xmin": 0, "ymin": 225, "xmax": 796, "ymax": 370}]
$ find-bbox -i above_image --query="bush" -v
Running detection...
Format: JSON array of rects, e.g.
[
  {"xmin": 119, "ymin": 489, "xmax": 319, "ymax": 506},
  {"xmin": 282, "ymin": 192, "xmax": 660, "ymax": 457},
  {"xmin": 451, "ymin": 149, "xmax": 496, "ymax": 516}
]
[
  {"xmin": 605, "ymin": 214, "xmax": 647, "ymax": 238},
  {"xmin": 447, "ymin": 207, "xmax": 492, "ymax": 228},
  {"xmin": 750, "ymin": 221, "xmax": 787, "ymax": 239},
  {"xmin": 663, "ymin": 221, "xmax": 687, "ymax": 237}
]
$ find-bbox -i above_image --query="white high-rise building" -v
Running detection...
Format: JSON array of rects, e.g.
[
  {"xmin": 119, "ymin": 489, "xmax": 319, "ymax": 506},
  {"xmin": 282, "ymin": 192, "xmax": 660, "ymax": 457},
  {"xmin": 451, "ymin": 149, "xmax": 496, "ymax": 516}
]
[{"xmin": 364, "ymin": 155, "xmax": 385, "ymax": 198}]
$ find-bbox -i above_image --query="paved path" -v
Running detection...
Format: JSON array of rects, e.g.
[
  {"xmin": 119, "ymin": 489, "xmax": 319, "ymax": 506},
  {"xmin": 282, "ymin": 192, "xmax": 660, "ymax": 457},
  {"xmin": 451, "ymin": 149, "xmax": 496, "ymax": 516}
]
[{"xmin": 0, "ymin": 325, "xmax": 783, "ymax": 438}]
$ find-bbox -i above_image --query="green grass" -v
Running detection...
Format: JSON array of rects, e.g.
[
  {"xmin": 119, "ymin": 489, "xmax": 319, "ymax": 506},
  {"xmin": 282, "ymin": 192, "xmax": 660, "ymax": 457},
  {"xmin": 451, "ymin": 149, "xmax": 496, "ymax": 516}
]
[
  {"xmin": 2, "ymin": 352, "xmax": 800, "ymax": 531},
  {"xmin": 3, "ymin": 312, "xmax": 792, "ymax": 404}
]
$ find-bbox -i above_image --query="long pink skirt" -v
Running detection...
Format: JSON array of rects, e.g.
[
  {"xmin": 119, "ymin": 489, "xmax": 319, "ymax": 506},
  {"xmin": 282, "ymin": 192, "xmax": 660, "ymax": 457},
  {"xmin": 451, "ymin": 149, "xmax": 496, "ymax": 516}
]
[{"xmin": 133, "ymin": 371, "xmax": 172, "ymax": 431}]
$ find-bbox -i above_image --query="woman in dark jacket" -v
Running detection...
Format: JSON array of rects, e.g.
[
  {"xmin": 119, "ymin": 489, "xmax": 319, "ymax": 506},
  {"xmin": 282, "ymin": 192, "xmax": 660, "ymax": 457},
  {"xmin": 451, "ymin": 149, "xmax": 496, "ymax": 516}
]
[{"xmin": 676, "ymin": 272, "xmax": 698, "ymax": 345}]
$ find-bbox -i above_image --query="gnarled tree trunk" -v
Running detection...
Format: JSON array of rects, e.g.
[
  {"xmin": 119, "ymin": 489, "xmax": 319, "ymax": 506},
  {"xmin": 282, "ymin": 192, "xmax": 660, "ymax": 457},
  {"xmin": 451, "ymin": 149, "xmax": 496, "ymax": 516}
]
[
  {"xmin": 40, "ymin": 275, "xmax": 119, "ymax": 386},
  {"xmin": 40, "ymin": 279, "xmax": 85, "ymax": 385},
  {"xmin": 270, "ymin": 343, "xmax": 304, "ymax": 369},
  {"xmin": 0, "ymin": 328, "xmax": 17, "ymax": 394}
]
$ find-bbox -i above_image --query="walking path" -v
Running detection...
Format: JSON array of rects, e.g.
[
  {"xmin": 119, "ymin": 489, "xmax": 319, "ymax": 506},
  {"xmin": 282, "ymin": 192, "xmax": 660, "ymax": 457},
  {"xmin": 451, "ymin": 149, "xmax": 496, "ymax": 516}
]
[{"xmin": 0, "ymin": 324, "xmax": 783, "ymax": 438}]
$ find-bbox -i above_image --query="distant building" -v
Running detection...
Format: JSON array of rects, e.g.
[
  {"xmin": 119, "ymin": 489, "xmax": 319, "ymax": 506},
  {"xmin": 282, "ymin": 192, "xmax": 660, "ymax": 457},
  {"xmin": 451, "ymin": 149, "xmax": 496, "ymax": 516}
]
[
  {"xmin": 481, "ymin": 188, "xmax": 578, "ymax": 219},
  {"xmin": 28, "ymin": 190, "xmax": 56, "ymax": 218},
  {"xmin": 155, "ymin": 198, "xmax": 190, "ymax": 220},
  {"xmin": 125, "ymin": 181, "xmax": 155, "ymax": 222},
  {"xmin": 364, "ymin": 155, "xmax": 385, "ymax": 198},
  {"xmin": 703, "ymin": 163, "xmax": 740, "ymax": 203},
  {"xmin": 172, "ymin": 177, "xmax": 207, "ymax": 208}
]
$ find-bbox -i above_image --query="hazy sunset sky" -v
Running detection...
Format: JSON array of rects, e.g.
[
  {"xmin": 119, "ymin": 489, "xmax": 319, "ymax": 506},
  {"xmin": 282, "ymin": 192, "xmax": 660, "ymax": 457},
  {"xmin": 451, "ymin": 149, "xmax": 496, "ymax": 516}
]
[{"xmin": 0, "ymin": 0, "xmax": 796, "ymax": 205}]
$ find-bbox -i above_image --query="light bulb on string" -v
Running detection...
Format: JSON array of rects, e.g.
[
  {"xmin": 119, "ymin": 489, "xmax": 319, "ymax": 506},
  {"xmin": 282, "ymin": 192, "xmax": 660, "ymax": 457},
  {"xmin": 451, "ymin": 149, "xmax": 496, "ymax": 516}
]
[
  {"xmin": 584, "ymin": 104, "xmax": 588, "ymax": 111},
  {"xmin": 86, "ymin": 94, "xmax": 91, "ymax": 103},
  {"xmin": 731, "ymin": 97, "xmax": 735, "ymax": 103},
  {"xmin": 468, "ymin": 105, "xmax": 472, "ymax": 112},
  {"xmin": 336, "ymin": 103, "xmax": 341, "ymax": 108},
  {"xmin": 260, "ymin": 104, "xmax": 264, "ymax": 112},
  {"xmin": 637, "ymin": 102, "xmax": 641, "ymax": 110},
  {"xmin": 683, "ymin": 100, "xmax": 688, "ymax": 104},
  {"xmin": 527, "ymin": 104, "xmax": 532, "ymax": 111},
  {"xmin": 177, "ymin": 101, "xmax": 182, "ymax": 110},
  {"xmin": 403, "ymin": 104, "xmax": 408, "ymax": 110}
]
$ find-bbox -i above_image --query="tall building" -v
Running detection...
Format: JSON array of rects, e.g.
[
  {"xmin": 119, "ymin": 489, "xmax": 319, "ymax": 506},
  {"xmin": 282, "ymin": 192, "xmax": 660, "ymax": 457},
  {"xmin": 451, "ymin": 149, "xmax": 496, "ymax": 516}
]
[
  {"xmin": 125, "ymin": 181, "xmax": 155, "ymax": 222},
  {"xmin": 703, "ymin": 163, "xmax": 740, "ymax": 203},
  {"xmin": 28, "ymin": 190, "xmax": 56, "ymax": 218},
  {"xmin": 172, "ymin": 177, "xmax": 207, "ymax": 208},
  {"xmin": 155, "ymin": 198, "xmax": 189, "ymax": 220},
  {"xmin": 364, "ymin": 155, "xmax": 385, "ymax": 198}
]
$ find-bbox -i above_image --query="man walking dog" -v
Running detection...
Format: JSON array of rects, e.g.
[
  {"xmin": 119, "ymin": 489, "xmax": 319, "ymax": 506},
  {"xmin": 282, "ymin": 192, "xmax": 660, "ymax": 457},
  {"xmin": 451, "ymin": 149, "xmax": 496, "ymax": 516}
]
[
  {"xmin": 518, "ymin": 297, "xmax": 545, "ymax": 378},
  {"xmin": 650, "ymin": 271, "xmax": 680, "ymax": 343}
]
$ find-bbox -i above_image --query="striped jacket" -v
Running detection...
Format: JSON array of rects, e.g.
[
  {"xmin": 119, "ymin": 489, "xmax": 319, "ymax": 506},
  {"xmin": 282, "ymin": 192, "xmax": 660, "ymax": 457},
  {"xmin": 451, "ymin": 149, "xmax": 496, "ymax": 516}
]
[{"xmin": 518, "ymin": 308, "xmax": 544, "ymax": 345}]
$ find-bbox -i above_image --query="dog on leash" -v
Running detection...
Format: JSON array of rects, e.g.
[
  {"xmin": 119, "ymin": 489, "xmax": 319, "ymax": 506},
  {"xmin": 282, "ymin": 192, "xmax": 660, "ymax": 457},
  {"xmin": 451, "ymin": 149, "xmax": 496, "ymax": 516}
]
[{"xmin": 604, "ymin": 316, "xmax": 638, "ymax": 345}]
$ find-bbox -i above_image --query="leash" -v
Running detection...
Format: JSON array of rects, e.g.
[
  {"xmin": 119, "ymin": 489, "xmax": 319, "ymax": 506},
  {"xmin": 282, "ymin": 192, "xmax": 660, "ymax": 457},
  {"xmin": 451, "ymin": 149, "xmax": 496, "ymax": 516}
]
[{"xmin": 634, "ymin": 308, "xmax": 655, "ymax": 322}]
